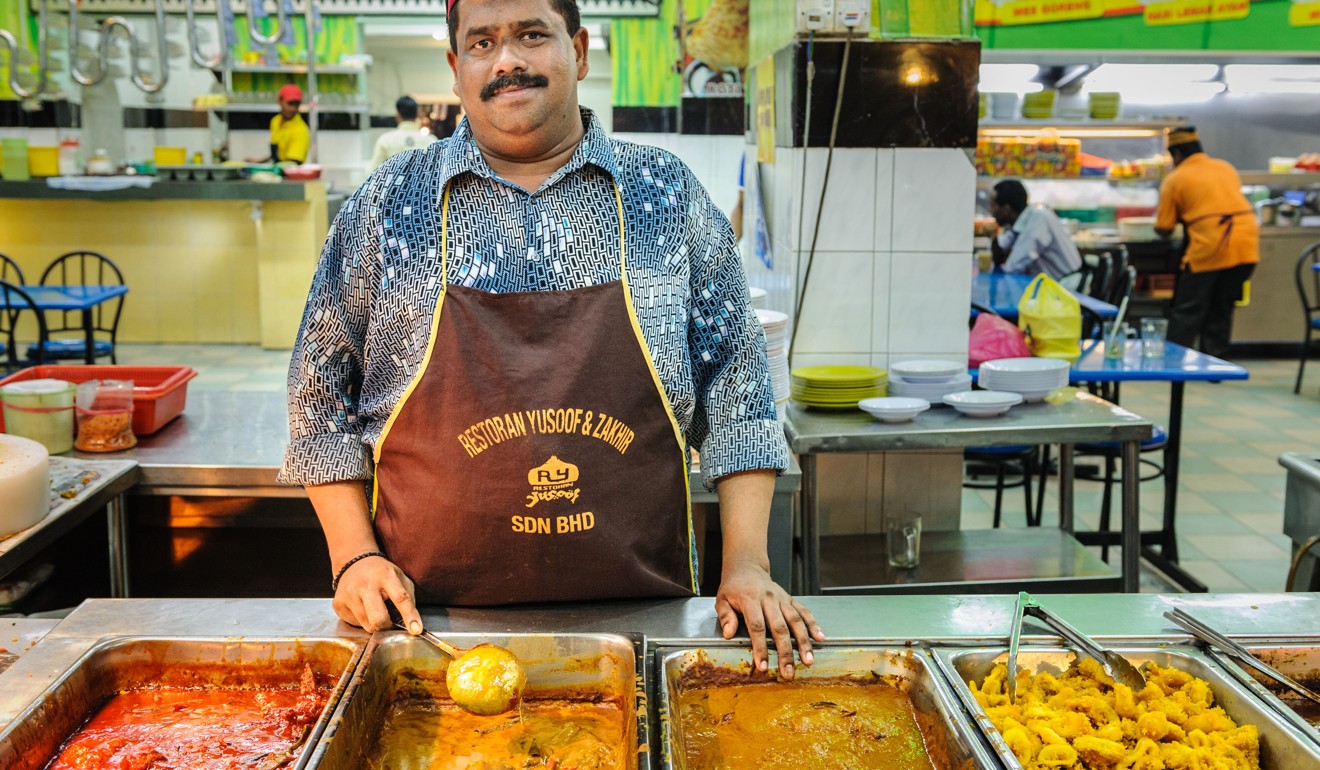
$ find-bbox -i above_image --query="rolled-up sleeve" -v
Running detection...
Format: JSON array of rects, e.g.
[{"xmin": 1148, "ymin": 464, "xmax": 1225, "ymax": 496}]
[
  {"xmin": 278, "ymin": 188, "xmax": 379, "ymax": 485},
  {"xmin": 681, "ymin": 169, "xmax": 790, "ymax": 489}
]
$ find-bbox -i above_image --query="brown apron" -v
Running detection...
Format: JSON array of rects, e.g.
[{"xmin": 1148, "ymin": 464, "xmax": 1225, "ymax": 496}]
[
  {"xmin": 1179, "ymin": 208, "xmax": 1254, "ymax": 271},
  {"xmin": 371, "ymin": 183, "xmax": 697, "ymax": 606}
]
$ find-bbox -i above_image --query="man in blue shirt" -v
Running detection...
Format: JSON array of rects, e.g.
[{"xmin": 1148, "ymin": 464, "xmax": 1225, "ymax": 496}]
[
  {"xmin": 990, "ymin": 179, "xmax": 1082, "ymax": 281},
  {"xmin": 279, "ymin": 0, "xmax": 820, "ymax": 678}
]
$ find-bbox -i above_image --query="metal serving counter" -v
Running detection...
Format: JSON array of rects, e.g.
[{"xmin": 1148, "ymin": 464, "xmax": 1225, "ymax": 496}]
[
  {"xmin": 78, "ymin": 391, "xmax": 801, "ymax": 590},
  {"xmin": 2, "ymin": 594, "xmax": 1319, "ymax": 739}
]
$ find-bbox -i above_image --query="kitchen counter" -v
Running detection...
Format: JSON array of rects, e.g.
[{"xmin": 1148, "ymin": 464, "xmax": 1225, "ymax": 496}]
[
  {"xmin": 1, "ymin": 594, "xmax": 1318, "ymax": 730},
  {"xmin": 0, "ymin": 179, "xmax": 319, "ymax": 201}
]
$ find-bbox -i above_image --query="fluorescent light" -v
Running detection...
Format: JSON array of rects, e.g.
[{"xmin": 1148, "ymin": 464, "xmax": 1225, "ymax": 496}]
[
  {"xmin": 979, "ymin": 63, "xmax": 1038, "ymax": 93},
  {"xmin": 431, "ymin": 30, "xmax": 447, "ymax": 41},
  {"xmin": 1225, "ymin": 64, "xmax": 1320, "ymax": 94},
  {"xmin": 980, "ymin": 128, "xmax": 1165, "ymax": 139}
]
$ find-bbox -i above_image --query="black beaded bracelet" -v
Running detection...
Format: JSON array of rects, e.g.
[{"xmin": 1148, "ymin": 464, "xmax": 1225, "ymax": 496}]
[{"xmin": 331, "ymin": 550, "xmax": 387, "ymax": 592}]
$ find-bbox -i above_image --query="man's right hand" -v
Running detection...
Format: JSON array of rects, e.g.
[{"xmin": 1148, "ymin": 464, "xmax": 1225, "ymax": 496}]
[{"xmin": 332, "ymin": 553, "xmax": 423, "ymax": 633}]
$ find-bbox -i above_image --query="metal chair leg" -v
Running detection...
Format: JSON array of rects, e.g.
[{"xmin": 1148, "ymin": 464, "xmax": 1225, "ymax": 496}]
[
  {"xmin": 1099, "ymin": 454, "xmax": 1115, "ymax": 562},
  {"xmin": 992, "ymin": 464, "xmax": 1006, "ymax": 529},
  {"xmin": 1297, "ymin": 326, "xmax": 1312, "ymax": 395}
]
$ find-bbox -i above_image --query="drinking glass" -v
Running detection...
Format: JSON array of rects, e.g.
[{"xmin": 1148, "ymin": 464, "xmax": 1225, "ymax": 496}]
[
  {"xmin": 1141, "ymin": 318, "xmax": 1168, "ymax": 358},
  {"xmin": 886, "ymin": 512, "xmax": 922, "ymax": 569}
]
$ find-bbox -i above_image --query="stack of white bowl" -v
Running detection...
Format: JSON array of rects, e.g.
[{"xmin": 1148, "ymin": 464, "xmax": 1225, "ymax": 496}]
[
  {"xmin": 888, "ymin": 359, "xmax": 972, "ymax": 405},
  {"xmin": 756, "ymin": 309, "xmax": 790, "ymax": 413},
  {"xmin": 748, "ymin": 287, "xmax": 769, "ymax": 311},
  {"xmin": 979, "ymin": 357, "xmax": 1071, "ymax": 402}
]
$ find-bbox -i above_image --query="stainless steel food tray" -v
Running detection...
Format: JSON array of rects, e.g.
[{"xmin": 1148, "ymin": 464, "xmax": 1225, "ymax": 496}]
[
  {"xmin": 934, "ymin": 645, "xmax": 1320, "ymax": 770},
  {"xmin": 156, "ymin": 163, "xmax": 242, "ymax": 180},
  {"xmin": 1205, "ymin": 642, "xmax": 1320, "ymax": 746},
  {"xmin": 656, "ymin": 643, "xmax": 1002, "ymax": 770},
  {"xmin": 0, "ymin": 636, "xmax": 362, "ymax": 770},
  {"xmin": 304, "ymin": 632, "xmax": 650, "ymax": 770}
]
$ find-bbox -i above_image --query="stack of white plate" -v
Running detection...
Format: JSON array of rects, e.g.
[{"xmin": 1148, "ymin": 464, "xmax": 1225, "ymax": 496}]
[
  {"xmin": 757, "ymin": 309, "xmax": 790, "ymax": 407},
  {"xmin": 749, "ymin": 287, "xmax": 769, "ymax": 310},
  {"xmin": 887, "ymin": 360, "xmax": 971, "ymax": 405},
  {"xmin": 979, "ymin": 357, "xmax": 1070, "ymax": 402}
]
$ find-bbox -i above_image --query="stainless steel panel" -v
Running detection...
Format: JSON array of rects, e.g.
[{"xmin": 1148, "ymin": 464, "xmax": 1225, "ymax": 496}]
[
  {"xmin": 1206, "ymin": 644, "xmax": 1320, "ymax": 746},
  {"xmin": 935, "ymin": 645, "xmax": 1320, "ymax": 770},
  {"xmin": 0, "ymin": 636, "xmax": 361, "ymax": 770},
  {"xmin": 305, "ymin": 632, "xmax": 649, "ymax": 770},
  {"xmin": 656, "ymin": 644, "xmax": 1002, "ymax": 770}
]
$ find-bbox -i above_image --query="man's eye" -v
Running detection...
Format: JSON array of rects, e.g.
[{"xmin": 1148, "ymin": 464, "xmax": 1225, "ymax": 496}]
[
  {"xmin": 472, "ymin": 39, "xmax": 492, "ymax": 50},
  {"xmin": 522, "ymin": 31, "xmax": 545, "ymax": 41}
]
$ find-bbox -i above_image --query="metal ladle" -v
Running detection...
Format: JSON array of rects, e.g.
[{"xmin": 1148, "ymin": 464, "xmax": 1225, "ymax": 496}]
[
  {"xmin": 1007, "ymin": 592, "xmax": 1146, "ymax": 703},
  {"xmin": 395, "ymin": 621, "xmax": 527, "ymax": 716},
  {"xmin": 1164, "ymin": 607, "xmax": 1320, "ymax": 709}
]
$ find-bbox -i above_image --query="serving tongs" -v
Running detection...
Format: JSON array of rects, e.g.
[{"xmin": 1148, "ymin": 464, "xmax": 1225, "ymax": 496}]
[
  {"xmin": 1164, "ymin": 606, "xmax": 1320, "ymax": 709},
  {"xmin": 1007, "ymin": 591, "xmax": 1146, "ymax": 703}
]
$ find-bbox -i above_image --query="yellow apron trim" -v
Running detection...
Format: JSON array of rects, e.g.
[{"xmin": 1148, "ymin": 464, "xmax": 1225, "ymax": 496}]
[
  {"xmin": 613, "ymin": 185, "xmax": 698, "ymax": 594},
  {"xmin": 372, "ymin": 183, "xmax": 454, "ymax": 516}
]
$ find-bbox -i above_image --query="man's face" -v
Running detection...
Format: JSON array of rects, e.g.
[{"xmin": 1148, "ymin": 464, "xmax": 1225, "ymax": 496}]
[
  {"xmin": 279, "ymin": 96, "xmax": 300, "ymax": 121},
  {"xmin": 446, "ymin": 0, "xmax": 588, "ymax": 149}
]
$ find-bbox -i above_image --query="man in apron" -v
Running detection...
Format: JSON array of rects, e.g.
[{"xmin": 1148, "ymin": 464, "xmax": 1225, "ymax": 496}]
[
  {"xmin": 279, "ymin": 0, "xmax": 822, "ymax": 679},
  {"xmin": 1155, "ymin": 127, "xmax": 1259, "ymax": 359}
]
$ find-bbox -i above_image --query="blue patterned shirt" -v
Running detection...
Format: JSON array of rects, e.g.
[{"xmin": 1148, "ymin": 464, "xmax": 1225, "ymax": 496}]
[{"xmin": 279, "ymin": 110, "xmax": 788, "ymax": 489}]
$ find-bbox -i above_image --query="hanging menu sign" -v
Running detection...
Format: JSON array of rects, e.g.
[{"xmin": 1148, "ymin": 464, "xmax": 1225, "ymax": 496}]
[
  {"xmin": 976, "ymin": 0, "xmax": 1106, "ymax": 25},
  {"xmin": 1144, "ymin": 1, "xmax": 1214, "ymax": 25},
  {"xmin": 1292, "ymin": 0, "xmax": 1320, "ymax": 25}
]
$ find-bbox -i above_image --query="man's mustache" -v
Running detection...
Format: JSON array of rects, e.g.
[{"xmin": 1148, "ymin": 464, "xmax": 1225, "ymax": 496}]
[{"xmin": 480, "ymin": 73, "xmax": 549, "ymax": 101}]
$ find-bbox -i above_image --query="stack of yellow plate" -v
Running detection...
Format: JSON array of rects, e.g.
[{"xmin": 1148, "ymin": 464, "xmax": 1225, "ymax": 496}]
[
  {"xmin": 1089, "ymin": 92, "xmax": 1120, "ymax": 120},
  {"xmin": 1022, "ymin": 89, "xmax": 1056, "ymax": 119},
  {"xmin": 790, "ymin": 365, "xmax": 888, "ymax": 409}
]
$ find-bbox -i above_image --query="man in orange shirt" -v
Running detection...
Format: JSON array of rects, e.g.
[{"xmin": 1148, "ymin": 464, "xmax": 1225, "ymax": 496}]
[{"xmin": 1155, "ymin": 127, "xmax": 1258, "ymax": 358}]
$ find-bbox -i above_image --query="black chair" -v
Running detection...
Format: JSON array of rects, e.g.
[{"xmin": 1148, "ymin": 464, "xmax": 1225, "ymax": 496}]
[
  {"xmin": 1105, "ymin": 246, "xmax": 1131, "ymax": 307},
  {"xmin": 1294, "ymin": 242, "xmax": 1320, "ymax": 394},
  {"xmin": 0, "ymin": 253, "xmax": 25, "ymax": 285},
  {"xmin": 29, "ymin": 250, "xmax": 125, "ymax": 364},
  {"xmin": 0, "ymin": 280, "xmax": 49, "ymax": 373},
  {"xmin": 1074, "ymin": 249, "xmax": 1114, "ymax": 302}
]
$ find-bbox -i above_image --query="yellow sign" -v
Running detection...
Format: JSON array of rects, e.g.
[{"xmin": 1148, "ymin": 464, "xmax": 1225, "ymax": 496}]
[
  {"xmin": 755, "ymin": 57, "xmax": 774, "ymax": 165},
  {"xmin": 1210, "ymin": 0, "xmax": 1250, "ymax": 21},
  {"xmin": 1144, "ymin": 0, "xmax": 1213, "ymax": 25},
  {"xmin": 1291, "ymin": 0, "xmax": 1320, "ymax": 26},
  {"xmin": 976, "ymin": 0, "xmax": 1105, "ymax": 26}
]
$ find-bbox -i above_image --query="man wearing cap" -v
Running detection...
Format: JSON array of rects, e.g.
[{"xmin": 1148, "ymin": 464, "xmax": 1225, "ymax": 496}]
[
  {"xmin": 1156, "ymin": 127, "xmax": 1258, "ymax": 358},
  {"xmin": 279, "ymin": 0, "xmax": 822, "ymax": 679},
  {"xmin": 252, "ymin": 84, "xmax": 310, "ymax": 164}
]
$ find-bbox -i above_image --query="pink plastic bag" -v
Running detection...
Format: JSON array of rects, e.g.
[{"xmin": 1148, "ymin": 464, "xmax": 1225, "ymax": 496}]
[{"xmin": 969, "ymin": 312, "xmax": 1032, "ymax": 369}]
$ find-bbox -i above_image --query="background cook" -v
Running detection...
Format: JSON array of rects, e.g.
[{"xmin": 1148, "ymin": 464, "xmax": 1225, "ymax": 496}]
[{"xmin": 279, "ymin": 0, "xmax": 822, "ymax": 679}]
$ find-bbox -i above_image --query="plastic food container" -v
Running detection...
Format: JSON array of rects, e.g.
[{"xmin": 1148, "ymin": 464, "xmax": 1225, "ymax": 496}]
[
  {"xmin": 1, "ymin": 379, "xmax": 75, "ymax": 454},
  {"xmin": 153, "ymin": 146, "xmax": 187, "ymax": 167},
  {"xmin": 0, "ymin": 365, "xmax": 197, "ymax": 436},
  {"xmin": 27, "ymin": 146, "xmax": 59, "ymax": 177},
  {"xmin": 74, "ymin": 380, "xmax": 136, "ymax": 452}
]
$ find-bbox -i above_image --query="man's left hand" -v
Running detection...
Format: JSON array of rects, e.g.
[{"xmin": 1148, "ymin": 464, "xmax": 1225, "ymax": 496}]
[{"xmin": 715, "ymin": 559, "xmax": 824, "ymax": 680}]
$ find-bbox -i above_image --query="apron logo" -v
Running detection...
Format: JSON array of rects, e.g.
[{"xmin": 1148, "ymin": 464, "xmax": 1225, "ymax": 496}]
[{"xmin": 525, "ymin": 455, "xmax": 582, "ymax": 508}]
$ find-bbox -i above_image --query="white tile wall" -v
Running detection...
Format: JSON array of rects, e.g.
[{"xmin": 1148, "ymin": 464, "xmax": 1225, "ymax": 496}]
[
  {"xmin": 790, "ymin": 147, "xmax": 878, "ymax": 252},
  {"xmin": 892, "ymin": 149, "xmax": 975, "ymax": 253},
  {"xmin": 888, "ymin": 250, "xmax": 972, "ymax": 356},
  {"xmin": 793, "ymin": 250, "xmax": 873, "ymax": 355}
]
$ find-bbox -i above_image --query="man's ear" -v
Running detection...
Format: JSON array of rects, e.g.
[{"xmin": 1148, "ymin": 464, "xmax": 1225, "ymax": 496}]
[
  {"xmin": 447, "ymin": 48, "xmax": 459, "ymax": 94},
  {"xmin": 573, "ymin": 27, "xmax": 589, "ymax": 81}
]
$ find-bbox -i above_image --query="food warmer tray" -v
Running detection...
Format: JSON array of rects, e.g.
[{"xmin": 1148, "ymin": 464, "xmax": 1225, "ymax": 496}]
[
  {"xmin": 0, "ymin": 636, "xmax": 363, "ymax": 770},
  {"xmin": 655, "ymin": 642, "xmax": 1003, "ymax": 770},
  {"xmin": 933, "ymin": 644, "xmax": 1320, "ymax": 770},
  {"xmin": 1204, "ymin": 640, "xmax": 1320, "ymax": 747},
  {"xmin": 303, "ymin": 632, "xmax": 650, "ymax": 770},
  {"xmin": 156, "ymin": 163, "xmax": 243, "ymax": 181}
]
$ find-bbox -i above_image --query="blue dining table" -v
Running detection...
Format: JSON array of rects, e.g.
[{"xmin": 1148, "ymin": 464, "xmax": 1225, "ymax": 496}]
[
  {"xmin": 0, "ymin": 285, "xmax": 129, "ymax": 364},
  {"xmin": 1070, "ymin": 339, "xmax": 1249, "ymax": 591},
  {"xmin": 972, "ymin": 271, "xmax": 1118, "ymax": 320}
]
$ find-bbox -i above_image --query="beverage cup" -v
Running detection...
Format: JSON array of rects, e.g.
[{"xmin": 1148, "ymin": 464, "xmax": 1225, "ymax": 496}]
[
  {"xmin": 1103, "ymin": 321, "xmax": 1131, "ymax": 359},
  {"xmin": 886, "ymin": 511, "xmax": 922, "ymax": 569},
  {"xmin": 1141, "ymin": 317, "xmax": 1168, "ymax": 358}
]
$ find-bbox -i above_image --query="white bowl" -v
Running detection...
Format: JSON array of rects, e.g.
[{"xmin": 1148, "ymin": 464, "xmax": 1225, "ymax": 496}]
[
  {"xmin": 943, "ymin": 390, "xmax": 1023, "ymax": 417},
  {"xmin": 980, "ymin": 357, "xmax": 1070, "ymax": 375},
  {"xmin": 858, "ymin": 397, "xmax": 930, "ymax": 423},
  {"xmin": 890, "ymin": 359, "xmax": 966, "ymax": 383}
]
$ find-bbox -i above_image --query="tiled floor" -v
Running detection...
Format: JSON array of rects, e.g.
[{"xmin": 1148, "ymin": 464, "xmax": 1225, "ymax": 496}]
[{"xmin": 117, "ymin": 344, "xmax": 1316, "ymax": 593}]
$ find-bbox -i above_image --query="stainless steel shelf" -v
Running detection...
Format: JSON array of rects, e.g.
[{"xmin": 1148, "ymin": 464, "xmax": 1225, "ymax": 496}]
[
  {"xmin": 202, "ymin": 104, "xmax": 368, "ymax": 114},
  {"xmin": 979, "ymin": 118, "xmax": 1185, "ymax": 131},
  {"xmin": 230, "ymin": 65, "xmax": 366, "ymax": 75}
]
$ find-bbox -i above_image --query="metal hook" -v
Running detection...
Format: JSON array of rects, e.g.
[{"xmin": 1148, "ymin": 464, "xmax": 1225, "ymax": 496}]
[
  {"xmin": 0, "ymin": 0, "xmax": 50, "ymax": 99},
  {"xmin": 184, "ymin": 0, "xmax": 225, "ymax": 70},
  {"xmin": 68, "ymin": 0, "xmax": 170, "ymax": 94},
  {"xmin": 246, "ymin": 0, "xmax": 292, "ymax": 47}
]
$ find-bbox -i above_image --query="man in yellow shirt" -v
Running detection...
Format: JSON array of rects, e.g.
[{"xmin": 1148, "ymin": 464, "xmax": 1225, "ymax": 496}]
[
  {"xmin": 1155, "ymin": 127, "xmax": 1258, "ymax": 358},
  {"xmin": 251, "ymin": 84, "xmax": 310, "ymax": 164}
]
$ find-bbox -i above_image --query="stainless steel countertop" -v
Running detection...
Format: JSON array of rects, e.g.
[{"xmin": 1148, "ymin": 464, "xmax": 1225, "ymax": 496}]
[
  {"xmin": 96, "ymin": 391, "xmax": 799, "ymax": 498},
  {"xmin": 3, "ymin": 594, "xmax": 1318, "ymax": 728},
  {"xmin": 0, "ymin": 179, "xmax": 318, "ymax": 202},
  {"xmin": 785, "ymin": 390, "xmax": 1152, "ymax": 453}
]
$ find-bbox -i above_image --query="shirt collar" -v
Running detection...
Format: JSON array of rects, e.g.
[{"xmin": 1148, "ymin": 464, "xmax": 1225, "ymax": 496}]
[
  {"xmin": 435, "ymin": 107, "xmax": 616, "ymax": 199},
  {"xmin": 396, "ymin": 120, "xmax": 422, "ymax": 132},
  {"xmin": 1012, "ymin": 204, "xmax": 1042, "ymax": 233}
]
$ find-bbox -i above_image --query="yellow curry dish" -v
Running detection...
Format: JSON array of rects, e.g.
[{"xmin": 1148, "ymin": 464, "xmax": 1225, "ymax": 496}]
[{"xmin": 969, "ymin": 657, "xmax": 1260, "ymax": 770}]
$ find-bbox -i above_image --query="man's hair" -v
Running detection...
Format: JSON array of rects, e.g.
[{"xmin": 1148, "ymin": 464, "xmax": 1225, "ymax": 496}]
[
  {"xmin": 396, "ymin": 96, "xmax": 419, "ymax": 121},
  {"xmin": 447, "ymin": 0, "xmax": 581, "ymax": 51},
  {"xmin": 993, "ymin": 180, "xmax": 1029, "ymax": 214},
  {"xmin": 1169, "ymin": 141, "xmax": 1204, "ymax": 162}
]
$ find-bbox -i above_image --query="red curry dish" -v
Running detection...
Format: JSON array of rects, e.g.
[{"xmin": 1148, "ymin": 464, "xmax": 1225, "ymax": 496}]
[{"xmin": 44, "ymin": 665, "xmax": 329, "ymax": 770}]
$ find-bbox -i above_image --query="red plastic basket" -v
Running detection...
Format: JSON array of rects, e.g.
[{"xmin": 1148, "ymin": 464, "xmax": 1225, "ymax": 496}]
[{"xmin": 0, "ymin": 365, "xmax": 198, "ymax": 436}]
